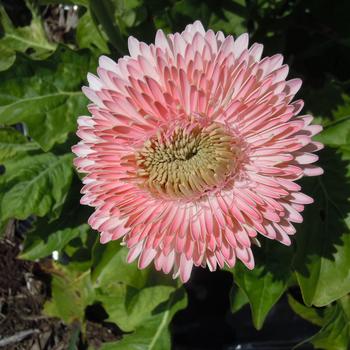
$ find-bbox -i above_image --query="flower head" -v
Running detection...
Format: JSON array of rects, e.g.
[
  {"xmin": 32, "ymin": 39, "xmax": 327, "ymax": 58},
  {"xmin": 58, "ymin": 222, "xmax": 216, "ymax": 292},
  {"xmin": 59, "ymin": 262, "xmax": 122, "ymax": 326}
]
[{"xmin": 73, "ymin": 21, "xmax": 323, "ymax": 282}]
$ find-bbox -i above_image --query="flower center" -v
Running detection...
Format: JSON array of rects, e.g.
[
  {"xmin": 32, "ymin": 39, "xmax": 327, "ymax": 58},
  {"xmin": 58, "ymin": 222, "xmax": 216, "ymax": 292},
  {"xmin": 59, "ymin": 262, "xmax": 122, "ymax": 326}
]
[{"xmin": 134, "ymin": 123, "xmax": 239, "ymax": 199}]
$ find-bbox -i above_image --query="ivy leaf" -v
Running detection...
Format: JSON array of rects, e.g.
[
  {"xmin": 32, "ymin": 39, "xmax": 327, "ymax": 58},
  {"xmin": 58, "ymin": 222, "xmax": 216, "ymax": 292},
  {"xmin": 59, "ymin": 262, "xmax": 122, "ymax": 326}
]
[
  {"xmin": 0, "ymin": 153, "xmax": 74, "ymax": 221},
  {"xmin": 0, "ymin": 127, "xmax": 39, "ymax": 162},
  {"xmin": 0, "ymin": 47, "xmax": 91, "ymax": 151},
  {"xmin": 99, "ymin": 288, "xmax": 187, "ymax": 350},
  {"xmin": 0, "ymin": 5, "xmax": 56, "ymax": 71},
  {"xmin": 294, "ymin": 148, "xmax": 350, "ymax": 306},
  {"xmin": 76, "ymin": 9, "xmax": 109, "ymax": 53},
  {"xmin": 44, "ymin": 263, "xmax": 95, "ymax": 325},
  {"xmin": 230, "ymin": 241, "xmax": 292, "ymax": 329},
  {"xmin": 287, "ymin": 294, "xmax": 325, "ymax": 327},
  {"xmin": 96, "ymin": 284, "xmax": 175, "ymax": 332}
]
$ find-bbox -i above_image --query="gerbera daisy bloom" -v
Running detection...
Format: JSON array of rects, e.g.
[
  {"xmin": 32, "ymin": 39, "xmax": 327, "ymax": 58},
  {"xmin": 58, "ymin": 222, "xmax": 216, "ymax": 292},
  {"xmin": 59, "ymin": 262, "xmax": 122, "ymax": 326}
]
[{"xmin": 73, "ymin": 21, "xmax": 323, "ymax": 282}]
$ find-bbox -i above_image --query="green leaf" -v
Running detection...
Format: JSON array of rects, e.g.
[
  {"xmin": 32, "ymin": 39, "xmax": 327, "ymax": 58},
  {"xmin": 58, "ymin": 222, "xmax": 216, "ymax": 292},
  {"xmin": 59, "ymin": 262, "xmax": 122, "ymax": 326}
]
[
  {"xmin": 96, "ymin": 284, "xmax": 175, "ymax": 332},
  {"xmin": 112, "ymin": 0, "xmax": 147, "ymax": 29},
  {"xmin": 19, "ymin": 224, "xmax": 90, "ymax": 260},
  {"xmin": 231, "ymin": 241, "xmax": 292, "ymax": 329},
  {"xmin": 44, "ymin": 264, "xmax": 95, "ymax": 324},
  {"xmin": 19, "ymin": 173, "xmax": 94, "ymax": 260},
  {"xmin": 89, "ymin": 0, "xmax": 127, "ymax": 55},
  {"xmin": 99, "ymin": 288, "xmax": 187, "ymax": 350},
  {"xmin": 76, "ymin": 9, "xmax": 109, "ymax": 53},
  {"xmin": 209, "ymin": 2, "xmax": 247, "ymax": 36},
  {"xmin": 287, "ymin": 294, "xmax": 325, "ymax": 327},
  {"xmin": 0, "ymin": 127, "xmax": 39, "ymax": 162},
  {"xmin": 294, "ymin": 148, "xmax": 350, "ymax": 306},
  {"xmin": 0, "ymin": 44, "xmax": 15, "ymax": 72},
  {"xmin": 317, "ymin": 116, "xmax": 350, "ymax": 147},
  {"xmin": 0, "ymin": 5, "xmax": 56, "ymax": 71},
  {"xmin": 91, "ymin": 241, "xmax": 150, "ymax": 289},
  {"xmin": 308, "ymin": 296, "xmax": 350, "ymax": 350},
  {"xmin": 0, "ymin": 47, "xmax": 91, "ymax": 151},
  {"xmin": 230, "ymin": 285, "xmax": 249, "ymax": 314},
  {"xmin": 0, "ymin": 153, "xmax": 74, "ymax": 221},
  {"xmin": 67, "ymin": 325, "xmax": 81, "ymax": 350},
  {"xmin": 316, "ymin": 94, "xmax": 350, "ymax": 147}
]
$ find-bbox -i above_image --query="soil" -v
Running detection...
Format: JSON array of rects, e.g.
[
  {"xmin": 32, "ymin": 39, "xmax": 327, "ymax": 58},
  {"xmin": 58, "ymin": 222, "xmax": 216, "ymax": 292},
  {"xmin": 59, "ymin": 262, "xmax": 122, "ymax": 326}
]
[{"xmin": 0, "ymin": 221, "xmax": 120, "ymax": 350}]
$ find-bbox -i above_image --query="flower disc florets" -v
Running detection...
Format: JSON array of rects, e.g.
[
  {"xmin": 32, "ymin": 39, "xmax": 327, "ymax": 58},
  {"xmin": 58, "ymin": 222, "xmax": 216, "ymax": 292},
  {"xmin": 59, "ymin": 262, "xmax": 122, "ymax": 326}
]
[
  {"xmin": 132, "ymin": 121, "xmax": 241, "ymax": 199},
  {"xmin": 73, "ymin": 21, "xmax": 323, "ymax": 282}
]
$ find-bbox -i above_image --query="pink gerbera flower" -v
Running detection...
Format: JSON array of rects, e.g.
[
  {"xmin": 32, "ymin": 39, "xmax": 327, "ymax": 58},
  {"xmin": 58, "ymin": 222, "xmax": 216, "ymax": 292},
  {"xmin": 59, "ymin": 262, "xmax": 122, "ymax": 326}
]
[{"xmin": 73, "ymin": 21, "xmax": 323, "ymax": 282}]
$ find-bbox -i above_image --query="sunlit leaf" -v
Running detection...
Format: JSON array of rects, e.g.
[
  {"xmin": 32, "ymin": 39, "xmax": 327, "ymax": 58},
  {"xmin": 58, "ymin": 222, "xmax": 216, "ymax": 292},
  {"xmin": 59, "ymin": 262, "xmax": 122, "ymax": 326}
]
[
  {"xmin": 19, "ymin": 224, "xmax": 90, "ymax": 260},
  {"xmin": 0, "ymin": 153, "xmax": 74, "ymax": 221},
  {"xmin": 0, "ymin": 47, "xmax": 91, "ymax": 151},
  {"xmin": 0, "ymin": 127, "xmax": 39, "ymax": 162},
  {"xmin": 91, "ymin": 241, "xmax": 150, "ymax": 289},
  {"xmin": 96, "ymin": 283, "xmax": 175, "ymax": 331},
  {"xmin": 76, "ymin": 9, "xmax": 109, "ymax": 53},
  {"xmin": 0, "ymin": 5, "xmax": 56, "ymax": 71},
  {"xmin": 294, "ymin": 148, "xmax": 350, "ymax": 306},
  {"xmin": 316, "ymin": 94, "xmax": 350, "ymax": 147},
  {"xmin": 44, "ymin": 263, "xmax": 95, "ymax": 324},
  {"xmin": 99, "ymin": 288, "xmax": 187, "ymax": 350},
  {"xmin": 287, "ymin": 294, "xmax": 325, "ymax": 327},
  {"xmin": 230, "ymin": 241, "xmax": 292, "ymax": 329},
  {"xmin": 308, "ymin": 296, "xmax": 350, "ymax": 350}
]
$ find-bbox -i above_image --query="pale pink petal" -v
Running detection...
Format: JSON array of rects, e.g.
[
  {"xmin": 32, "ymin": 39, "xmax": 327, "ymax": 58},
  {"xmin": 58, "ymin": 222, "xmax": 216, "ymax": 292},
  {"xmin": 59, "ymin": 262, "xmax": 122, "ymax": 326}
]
[{"xmin": 73, "ymin": 21, "xmax": 323, "ymax": 283}]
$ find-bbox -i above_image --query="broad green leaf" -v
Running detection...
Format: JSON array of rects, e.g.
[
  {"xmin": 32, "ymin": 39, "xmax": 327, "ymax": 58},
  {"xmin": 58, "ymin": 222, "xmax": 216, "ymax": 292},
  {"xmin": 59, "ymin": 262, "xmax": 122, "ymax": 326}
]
[
  {"xmin": 0, "ymin": 47, "xmax": 91, "ymax": 151},
  {"xmin": 0, "ymin": 127, "xmax": 39, "ymax": 162},
  {"xmin": 19, "ymin": 174, "xmax": 94, "ymax": 260},
  {"xmin": 0, "ymin": 44, "xmax": 15, "ymax": 72},
  {"xmin": 316, "ymin": 94, "xmax": 350, "ymax": 147},
  {"xmin": 99, "ymin": 288, "xmax": 187, "ymax": 350},
  {"xmin": 231, "ymin": 241, "xmax": 292, "ymax": 329},
  {"xmin": 19, "ymin": 224, "xmax": 90, "ymax": 260},
  {"xmin": 96, "ymin": 284, "xmax": 175, "ymax": 331},
  {"xmin": 0, "ymin": 153, "xmax": 74, "ymax": 221},
  {"xmin": 44, "ymin": 264, "xmax": 95, "ymax": 324},
  {"xmin": 308, "ymin": 296, "xmax": 350, "ymax": 350},
  {"xmin": 76, "ymin": 9, "xmax": 109, "ymax": 53},
  {"xmin": 91, "ymin": 241, "xmax": 150, "ymax": 289},
  {"xmin": 294, "ymin": 148, "xmax": 350, "ymax": 306},
  {"xmin": 318, "ymin": 116, "xmax": 350, "ymax": 147},
  {"xmin": 0, "ymin": 6, "xmax": 56, "ymax": 71},
  {"xmin": 287, "ymin": 294, "xmax": 324, "ymax": 327}
]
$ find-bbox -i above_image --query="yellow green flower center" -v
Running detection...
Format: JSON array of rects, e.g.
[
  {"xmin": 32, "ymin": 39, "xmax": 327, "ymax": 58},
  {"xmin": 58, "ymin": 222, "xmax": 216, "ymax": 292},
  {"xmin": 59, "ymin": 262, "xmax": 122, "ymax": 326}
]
[{"xmin": 134, "ymin": 123, "xmax": 239, "ymax": 199}]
